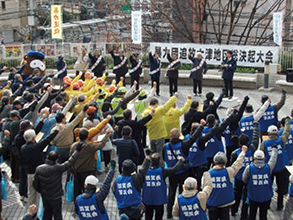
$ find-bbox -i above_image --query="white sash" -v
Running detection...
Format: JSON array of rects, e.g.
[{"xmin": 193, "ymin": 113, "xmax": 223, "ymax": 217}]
[
  {"xmin": 129, "ymin": 59, "xmax": 142, "ymax": 74},
  {"xmin": 90, "ymin": 55, "xmax": 103, "ymax": 72},
  {"xmin": 191, "ymin": 59, "xmax": 205, "ymax": 72},
  {"xmin": 83, "ymin": 54, "xmax": 89, "ymax": 63},
  {"xmin": 167, "ymin": 59, "xmax": 180, "ymax": 70},
  {"xmin": 57, "ymin": 64, "xmax": 67, "ymax": 76},
  {"xmin": 150, "ymin": 63, "xmax": 161, "ymax": 75},
  {"xmin": 113, "ymin": 57, "xmax": 127, "ymax": 70}
]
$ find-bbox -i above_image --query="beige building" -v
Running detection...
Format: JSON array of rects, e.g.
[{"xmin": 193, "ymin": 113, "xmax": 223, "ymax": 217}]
[{"xmin": 0, "ymin": 0, "xmax": 29, "ymax": 43}]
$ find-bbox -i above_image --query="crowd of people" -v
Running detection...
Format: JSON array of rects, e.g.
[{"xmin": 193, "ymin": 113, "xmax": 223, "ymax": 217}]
[{"xmin": 0, "ymin": 47, "xmax": 291, "ymax": 220}]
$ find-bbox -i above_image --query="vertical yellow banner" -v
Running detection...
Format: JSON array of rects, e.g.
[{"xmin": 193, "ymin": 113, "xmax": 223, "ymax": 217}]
[{"xmin": 51, "ymin": 5, "xmax": 63, "ymax": 39}]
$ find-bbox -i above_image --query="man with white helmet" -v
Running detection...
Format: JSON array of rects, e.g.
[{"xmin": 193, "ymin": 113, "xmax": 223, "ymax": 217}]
[
  {"xmin": 206, "ymin": 146, "xmax": 247, "ymax": 220},
  {"xmin": 172, "ymin": 175, "xmax": 213, "ymax": 219},
  {"xmin": 242, "ymin": 148, "xmax": 278, "ymax": 220},
  {"xmin": 259, "ymin": 117, "xmax": 290, "ymax": 211},
  {"xmin": 75, "ymin": 161, "xmax": 116, "ymax": 220}
]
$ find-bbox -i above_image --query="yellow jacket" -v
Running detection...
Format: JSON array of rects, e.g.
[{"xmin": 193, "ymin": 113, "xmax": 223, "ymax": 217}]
[
  {"xmin": 73, "ymin": 102, "xmax": 85, "ymax": 115},
  {"xmin": 83, "ymin": 78, "xmax": 95, "ymax": 92},
  {"xmin": 0, "ymin": 84, "xmax": 10, "ymax": 100},
  {"xmin": 75, "ymin": 118, "xmax": 109, "ymax": 142},
  {"xmin": 163, "ymin": 98, "xmax": 192, "ymax": 139},
  {"xmin": 72, "ymin": 74, "xmax": 82, "ymax": 84},
  {"xmin": 66, "ymin": 87, "xmax": 95, "ymax": 100},
  {"xmin": 88, "ymin": 118, "xmax": 109, "ymax": 141},
  {"xmin": 142, "ymin": 96, "xmax": 177, "ymax": 140}
]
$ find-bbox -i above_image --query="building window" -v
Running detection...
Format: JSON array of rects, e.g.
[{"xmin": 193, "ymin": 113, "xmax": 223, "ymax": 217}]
[{"xmin": 1, "ymin": 1, "xmax": 5, "ymax": 10}]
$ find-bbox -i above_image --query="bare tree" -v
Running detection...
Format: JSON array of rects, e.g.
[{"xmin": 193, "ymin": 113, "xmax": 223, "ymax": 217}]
[{"xmin": 147, "ymin": 0, "xmax": 291, "ymax": 45}]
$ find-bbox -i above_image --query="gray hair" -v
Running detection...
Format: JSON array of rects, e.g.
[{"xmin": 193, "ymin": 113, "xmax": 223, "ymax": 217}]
[
  {"xmin": 184, "ymin": 177, "xmax": 197, "ymax": 190},
  {"xmin": 213, "ymin": 152, "xmax": 228, "ymax": 165},
  {"xmin": 23, "ymin": 129, "xmax": 36, "ymax": 142}
]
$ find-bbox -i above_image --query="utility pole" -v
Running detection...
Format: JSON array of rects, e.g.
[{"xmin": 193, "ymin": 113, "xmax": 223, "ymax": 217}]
[
  {"xmin": 284, "ymin": 0, "xmax": 291, "ymax": 47},
  {"xmin": 28, "ymin": 0, "xmax": 36, "ymax": 47}
]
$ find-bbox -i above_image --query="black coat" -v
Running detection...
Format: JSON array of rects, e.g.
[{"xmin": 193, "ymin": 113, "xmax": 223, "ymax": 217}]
[
  {"xmin": 117, "ymin": 115, "xmax": 152, "ymax": 164},
  {"xmin": 189, "ymin": 56, "xmax": 207, "ymax": 80},
  {"xmin": 89, "ymin": 53, "xmax": 106, "ymax": 77},
  {"xmin": 203, "ymin": 91, "xmax": 225, "ymax": 120},
  {"xmin": 33, "ymin": 150, "xmax": 79, "ymax": 200},
  {"xmin": 129, "ymin": 55, "xmax": 142, "ymax": 78},
  {"xmin": 166, "ymin": 54, "xmax": 181, "ymax": 79},
  {"xmin": 20, "ymin": 130, "xmax": 58, "ymax": 174},
  {"xmin": 182, "ymin": 104, "xmax": 215, "ymax": 135},
  {"xmin": 12, "ymin": 121, "xmax": 43, "ymax": 157},
  {"xmin": 110, "ymin": 51, "xmax": 128, "ymax": 77},
  {"xmin": 222, "ymin": 57, "xmax": 237, "ymax": 81}
]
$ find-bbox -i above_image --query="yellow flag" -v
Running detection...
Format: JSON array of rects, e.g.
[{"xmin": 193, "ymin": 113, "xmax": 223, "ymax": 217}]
[{"xmin": 51, "ymin": 5, "xmax": 63, "ymax": 39}]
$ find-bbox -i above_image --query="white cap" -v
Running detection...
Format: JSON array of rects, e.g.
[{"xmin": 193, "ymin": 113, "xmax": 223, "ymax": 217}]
[
  {"xmin": 84, "ymin": 175, "xmax": 99, "ymax": 186},
  {"xmin": 267, "ymin": 125, "xmax": 278, "ymax": 133},
  {"xmin": 254, "ymin": 150, "xmax": 265, "ymax": 160}
]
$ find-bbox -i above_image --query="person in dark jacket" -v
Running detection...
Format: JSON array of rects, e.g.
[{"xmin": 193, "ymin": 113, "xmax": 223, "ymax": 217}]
[
  {"xmin": 129, "ymin": 53, "xmax": 142, "ymax": 90},
  {"xmin": 189, "ymin": 52, "xmax": 207, "ymax": 96},
  {"xmin": 40, "ymin": 84, "xmax": 64, "ymax": 109},
  {"xmin": 11, "ymin": 74, "xmax": 24, "ymax": 93},
  {"xmin": 149, "ymin": 52, "xmax": 161, "ymax": 96},
  {"xmin": 25, "ymin": 75, "xmax": 48, "ymax": 95},
  {"xmin": 89, "ymin": 49, "xmax": 106, "ymax": 78},
  {"xmin": 113, "ymin": 149, "xmax": 151, "ymax": 220},
  {"xmin": 113, "ymin": 126, "xmax": 140, "ymax": 173},
  {"xmin": 111, "ymin": 50, "xmax": 128, "ymax": 86},
  {"xmin": 166, "ymin": 50, "xmax": 181, "ymax": 97},
  {"xmin": 56, "ymin": 55, "xmax": 67, "ymax": 80},
  {"xmin": 33, "ymin": 145, "xmax": 83, "ymax": 220},
  {"xmin": 17, "ymin": 119, "xmax": 44, "ymax": 201},
  {"xmin": 20, "ymin": 128, "xmax": 59, "ymax": 206},
  {"xmin": 75, "ymin": 160, "xmax": 116, "ymax": 220},
  {"xmin": 117, "ymin": 109, "xmax": 153, "ymax": 165},
  {"xmin": 143, "ymin": 153, "xmax": 184, "ymax": 220},
  {"xmin": 7, "ymin": 63, "xmax": 25, "ymax": 85},
  {"xmin": 223, "ymin": 96, "xmax": 249, "ymax": 164},
  {"xmin": 230, "ymin": 122, "xmax": 259, "ymax": 219},
  {"xmin": 258, "ymin": 89, "xmax": 286, "ymax": 137},
  {"xmin": 203, "ymin": 89, "xmax": 225, "ymax": 120},
  {"xmin": 202, "ymin": 113, "xmax": 237, "ymax": 168},
  {"xmin": 182, "ymin": 100, "xmax": 215, "ymax": 135},
  {"xmin": 8, "ymin": 67, "xmax": 17, "ymax": 82},
  {"xmin": 70, "ymin": 128, "xmax": 111, "ymax": 199},
  {"xmin": 221, "ymin": 50, "xmax": 237, "ymax": 98}
]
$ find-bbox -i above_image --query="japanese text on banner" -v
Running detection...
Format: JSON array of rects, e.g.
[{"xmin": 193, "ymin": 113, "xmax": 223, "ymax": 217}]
[
  {"xmin": 150, "ymin": 43, "xmax": 279, "ymax": 68},
  {"xmin": 51, "ymin": 5, "xmax": 63, "ymax": 40}
]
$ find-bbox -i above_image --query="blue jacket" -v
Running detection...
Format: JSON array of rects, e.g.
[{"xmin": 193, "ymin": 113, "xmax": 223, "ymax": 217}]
[
  {"xmin": 112, "ymin": 137, "xmax": 140, "ymax": 169},
  {"xmin": 75, "ymin": 168, "xmax": 115, "ymax": 218},
  {"xmin": 222, "ymin": 57, "xmax": 237, "ymax": 81},
  {"xmin": 247, "ymin": 164, "xmax": 273, "ymax": 203}
]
